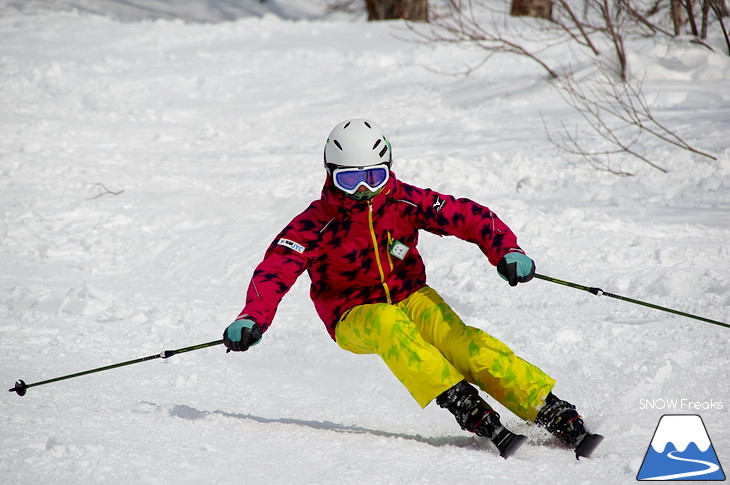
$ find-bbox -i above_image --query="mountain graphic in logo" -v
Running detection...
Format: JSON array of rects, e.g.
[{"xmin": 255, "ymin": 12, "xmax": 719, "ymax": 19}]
[{"xmin": 637, "ymin": 414, "xmax": 725, "ymax": 481}]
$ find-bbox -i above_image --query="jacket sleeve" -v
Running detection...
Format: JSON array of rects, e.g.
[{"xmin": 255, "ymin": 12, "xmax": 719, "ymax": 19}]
[
  {"xmin": 237, "ymin": 213, "xmax": 317, "ymax": 332},
  {"xmin": 404, "ymin": 183, "xmax": 523, "ymax": 266}
]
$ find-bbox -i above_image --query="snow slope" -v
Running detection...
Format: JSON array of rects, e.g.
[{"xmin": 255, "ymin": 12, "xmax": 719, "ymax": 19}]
[{"xmin": 1, "ymin": 1, "xmax": 728, "ymax": 484}]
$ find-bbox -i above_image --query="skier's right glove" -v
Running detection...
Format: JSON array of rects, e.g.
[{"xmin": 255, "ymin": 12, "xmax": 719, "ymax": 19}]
[{"xmin": 223, "ymin": 317, "xmax": 262, "ymax": 352}]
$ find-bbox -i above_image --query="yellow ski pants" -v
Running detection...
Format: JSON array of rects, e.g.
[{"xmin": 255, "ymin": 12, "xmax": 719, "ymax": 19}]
[{"xmin": 335, "ymin": 286, "xmax": 555, "ymax": 421}]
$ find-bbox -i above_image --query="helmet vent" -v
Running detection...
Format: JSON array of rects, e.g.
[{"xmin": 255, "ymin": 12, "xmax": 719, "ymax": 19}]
[
  {"xmin": 333, "ymin": 140, "xmax": 343, "ymax": 150},
  {"xmin": 364, "ymin": 121, "xmax": 372, "ymax": 128},
  {"xmin": 372, "ymin": 139, "xmax": 381, "ymax": 150},
  {"xmin": 343, "ymin": 121, "xmax": 351, "ymax": 129}
]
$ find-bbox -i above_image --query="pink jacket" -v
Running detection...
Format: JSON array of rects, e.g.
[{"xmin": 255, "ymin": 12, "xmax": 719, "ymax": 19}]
[{"xmin": 238, "ymin": 172, "xmax": 523, "ymax": 340}]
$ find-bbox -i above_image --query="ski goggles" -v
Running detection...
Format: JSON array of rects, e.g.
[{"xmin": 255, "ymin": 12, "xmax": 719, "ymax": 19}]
[{"xmin": 331, "ymin": 164, "xmax": 390, "ymax": 195}]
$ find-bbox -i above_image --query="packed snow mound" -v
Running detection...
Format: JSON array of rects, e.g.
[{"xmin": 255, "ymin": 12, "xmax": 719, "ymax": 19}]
[{"xmin": 0, "ymin": 0, "xmax": 328, "ymax": 22}]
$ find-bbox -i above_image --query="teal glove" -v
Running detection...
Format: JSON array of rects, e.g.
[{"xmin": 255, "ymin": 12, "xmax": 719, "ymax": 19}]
[
  {"xmin": 223, "ymin": 318, "xmax": 262, "ymax": 352},
  {"xmin": 497, "ymin": 252, "xmax": 535, "ymax": 287}
]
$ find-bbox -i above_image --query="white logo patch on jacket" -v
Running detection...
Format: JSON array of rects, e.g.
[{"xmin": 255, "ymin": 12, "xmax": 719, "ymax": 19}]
[
  {"xmin": 278, "ymin": 238, "xmax": 305, "ymax": 254},
  {"xmin": 433, "ymin": 196, "xmax": 446, "ymax": 213}
]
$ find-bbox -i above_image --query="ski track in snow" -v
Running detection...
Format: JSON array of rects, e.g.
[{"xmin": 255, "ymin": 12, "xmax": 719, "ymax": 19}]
[{"xmin": 1, "ymin": 1, "xmax": 729, "ymax": 484}]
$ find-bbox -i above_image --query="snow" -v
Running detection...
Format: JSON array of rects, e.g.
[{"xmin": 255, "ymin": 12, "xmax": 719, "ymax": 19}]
[{"xmin": 1, "ymin": 1, "xmax": 728, "ymax": 484}]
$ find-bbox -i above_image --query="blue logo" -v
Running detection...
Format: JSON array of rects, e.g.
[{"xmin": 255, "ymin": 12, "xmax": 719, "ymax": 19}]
[{"xmin": 637, "ymin": 414, "xmax": 725, "ymax": 481}]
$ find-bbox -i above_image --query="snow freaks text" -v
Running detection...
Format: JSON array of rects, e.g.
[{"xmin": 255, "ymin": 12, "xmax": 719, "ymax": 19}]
[{"xmin": 639, "ymin": 399, "xmax": 724, "ymax": 411}]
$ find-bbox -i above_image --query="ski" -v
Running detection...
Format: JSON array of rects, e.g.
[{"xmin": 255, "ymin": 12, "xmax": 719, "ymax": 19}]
[
  {"xmin": 574, "ymin": 433, "xmax": 604, "ymax": 459},
  {"xmin": 493, "ymin": 429, "xmax": 528, "ymax": 458},
  {"xmin": 493, "ymin": 431, "xmax": 603, "ymax": 459}
]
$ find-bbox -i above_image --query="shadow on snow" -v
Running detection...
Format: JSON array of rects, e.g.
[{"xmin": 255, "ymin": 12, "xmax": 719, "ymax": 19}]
[{"xmin": 154, "ymin": 402, "xmax": 490, "ymax": 451}]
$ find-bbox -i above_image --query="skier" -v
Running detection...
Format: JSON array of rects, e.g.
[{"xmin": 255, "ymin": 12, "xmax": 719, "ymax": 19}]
[{"xmin": 223, "ymin": 119, "xmax": 602, "ymax": 458}]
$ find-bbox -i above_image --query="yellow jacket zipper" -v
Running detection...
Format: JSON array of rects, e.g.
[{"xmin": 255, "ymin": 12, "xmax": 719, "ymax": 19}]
[{"xmin": 368, "ymin": 202, "xmax": 392, "ymax": 304}]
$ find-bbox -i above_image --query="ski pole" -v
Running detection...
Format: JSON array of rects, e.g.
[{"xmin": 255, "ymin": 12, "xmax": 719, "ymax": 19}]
[
  {"xmin": 8, "ymin": 339, "xmax": 224, "ymax": 397},
  {"xmin": 534, "ymin": 273, "xmax": 729, "ymax": 329}
]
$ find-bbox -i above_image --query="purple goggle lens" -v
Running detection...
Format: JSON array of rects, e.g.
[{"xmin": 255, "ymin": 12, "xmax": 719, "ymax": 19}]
[{"xmin": 332, "ymin": 165, "xmax": 389, "ymax": 194}]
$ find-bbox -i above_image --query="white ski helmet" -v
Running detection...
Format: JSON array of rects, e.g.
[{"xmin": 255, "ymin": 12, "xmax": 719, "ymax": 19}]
[{"xmin": 324, "ymin": 119, "xmax": 392, "ymax": 174}]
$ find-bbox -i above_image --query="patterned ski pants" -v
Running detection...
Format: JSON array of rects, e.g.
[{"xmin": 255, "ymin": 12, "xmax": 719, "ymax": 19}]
[{"xmin": 335, "ymin": 286, "xmax": 556, "ymax": 421}]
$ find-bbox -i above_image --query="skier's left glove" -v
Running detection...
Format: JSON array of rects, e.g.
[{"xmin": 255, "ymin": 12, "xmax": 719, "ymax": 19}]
[
  {"xmin": 223, "ymin": 317, "xmax": 262, "ymax": 352},
  {"xmin": 497, "ymin": 251, "xmax": 535, "ymax": 287}
]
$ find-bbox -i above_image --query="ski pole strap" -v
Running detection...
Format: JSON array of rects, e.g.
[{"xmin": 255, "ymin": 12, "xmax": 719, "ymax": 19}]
[
  {"xmin": 9, "ymin": 339, "xmax": 224, "ymax": 397},
  {"xmin": 534, "ymin": 273, "xmax": 729, "ymax": 330}
]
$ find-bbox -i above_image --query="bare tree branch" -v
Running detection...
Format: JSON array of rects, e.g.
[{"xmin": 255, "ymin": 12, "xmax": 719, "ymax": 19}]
[
  {"xmin": 409, "ymin": 0, "xmax": 719, "ymax": 175},
  {"xmin": 414, "ymin": 0, "xmax": 562, "ymax": 78},
  {"xmin": 554, "ymin": 0, "xmax": 602, "ymax": 55},
  {"xmin": 87, "ymin": 183, "xmax": 124, "ymax": 200}
]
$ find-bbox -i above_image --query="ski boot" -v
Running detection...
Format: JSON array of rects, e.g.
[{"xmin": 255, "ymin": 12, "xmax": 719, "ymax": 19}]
[
  {"xmin": 535, "ymin": 392, "xmax": 604, "ymax": 459},
  {"xmin": 437, "ymin": 381, "xmax": 526, "ymax": 458}
]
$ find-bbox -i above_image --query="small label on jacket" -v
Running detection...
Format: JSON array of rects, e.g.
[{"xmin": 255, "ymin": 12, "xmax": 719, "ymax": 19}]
[
  {"xmin": 389, "ymin": 240, "xmax": 409, "ymax": 260},
  {"xmin": 278, "ymin": 238, "xmax": 305, "ymax": 253}
]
